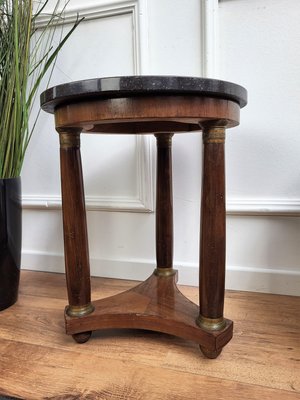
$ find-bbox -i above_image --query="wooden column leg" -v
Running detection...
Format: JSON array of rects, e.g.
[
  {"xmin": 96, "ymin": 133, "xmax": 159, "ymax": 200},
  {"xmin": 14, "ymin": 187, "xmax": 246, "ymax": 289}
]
[
  {"xmin": 154, "ymin": 133, "xmax": 175, "ymax": 277},
  {"xmin": 197, "ymin": 121, "xmax": 227, "ymax": 358},
  {"xmin": 58, "ymin": 129, "xmax": 94, "ymax": 343}
]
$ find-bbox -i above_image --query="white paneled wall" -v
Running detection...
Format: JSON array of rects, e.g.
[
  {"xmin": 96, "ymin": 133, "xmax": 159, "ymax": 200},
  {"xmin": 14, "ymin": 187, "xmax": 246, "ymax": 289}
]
[
  {"xmin": 219, "ymin": 0, "xmax": 300, "ymax": 295},
  {"xmin": 21, "ymin": 0, "xmax": 300, "ymax": 295}
]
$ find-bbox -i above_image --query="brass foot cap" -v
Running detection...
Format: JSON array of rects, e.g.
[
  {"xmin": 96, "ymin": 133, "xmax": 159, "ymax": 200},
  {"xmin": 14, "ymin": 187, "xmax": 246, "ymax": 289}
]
[
  {"xmin": 154, "ymin": 267, "xmax": 177, "ymax": 277},
  {"xmin": 66, "ymin": 303, "xmax": 95, "ymax": 318},
  {"xmin": 196, "ymin": 315, "xmax": 226, "ymax": 331}
]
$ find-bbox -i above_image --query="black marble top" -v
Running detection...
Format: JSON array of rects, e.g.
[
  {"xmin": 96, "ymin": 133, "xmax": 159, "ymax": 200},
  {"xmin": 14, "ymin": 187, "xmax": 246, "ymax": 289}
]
[{"xmin": 40, "ymin": 76, "xmax": 247, "ymax": 114}]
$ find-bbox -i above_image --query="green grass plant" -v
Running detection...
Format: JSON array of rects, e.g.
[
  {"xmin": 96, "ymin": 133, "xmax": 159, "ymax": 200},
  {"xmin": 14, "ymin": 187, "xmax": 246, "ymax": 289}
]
[{"xmin": 0, "ymin": 0, "xmax": 81, "ymax": 178}]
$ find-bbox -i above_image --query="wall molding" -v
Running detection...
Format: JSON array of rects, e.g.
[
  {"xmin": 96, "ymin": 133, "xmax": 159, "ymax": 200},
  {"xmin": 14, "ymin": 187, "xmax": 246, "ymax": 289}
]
[
  {"xmin": 22, "ymin": 136, "xmax": 153, "ymax": 213},
  {"xmin": 32, "ymin": 0, "xmax": 153, "ymax": 213},
  {"xmin": 23, "ymin": 194, "xmax": 300, "ymax": 215},
  {"xmin": 22, "ymin": 250, "xmax": 300, "ymax": 296},
  {"xmin": 35, "ymin": 0, "xmax": 149, "ymax": 74},
  {"xmin": 198, "ymin": 4, "xmax": 300, "ymax": 217},
  {"xmin": 200, "ymin": 0, "xmax": 219, "ymax": 77},
  {"xmin": 227, "ymin": 199, "xmax": 300, "ymax": 216}
]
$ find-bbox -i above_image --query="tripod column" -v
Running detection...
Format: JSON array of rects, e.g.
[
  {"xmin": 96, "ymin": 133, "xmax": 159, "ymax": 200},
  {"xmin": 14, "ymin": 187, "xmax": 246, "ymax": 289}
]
[
  {"xmin": 154, "ymin": 133, "xmax": 175, "ymax": 277},
  {"xmin": 58, "ymin": 129, "xmax": 94, "ymax": 319},
  {"xmin": 197, "ymin": 121, "xmax": 227, "ymax": 335}
]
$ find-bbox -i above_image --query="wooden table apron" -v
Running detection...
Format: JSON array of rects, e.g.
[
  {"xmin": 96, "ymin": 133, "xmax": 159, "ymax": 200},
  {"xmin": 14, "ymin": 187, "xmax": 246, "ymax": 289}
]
[{"xmin": 41, "ymin": 76, "xmax": 247, "ymax": 359}]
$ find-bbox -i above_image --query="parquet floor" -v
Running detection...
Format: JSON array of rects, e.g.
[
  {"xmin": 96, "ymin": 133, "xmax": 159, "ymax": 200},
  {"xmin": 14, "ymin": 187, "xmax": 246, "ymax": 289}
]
[{"xmin": 0, "ymin": 270, "xmax": 299, "ymax": 399}]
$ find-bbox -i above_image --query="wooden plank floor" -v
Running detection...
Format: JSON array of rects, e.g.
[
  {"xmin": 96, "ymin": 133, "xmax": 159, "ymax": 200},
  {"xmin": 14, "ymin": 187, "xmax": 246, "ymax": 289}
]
[{"xmin": 0, "ymin": 270, "xmax": 299, "ymax": 400}]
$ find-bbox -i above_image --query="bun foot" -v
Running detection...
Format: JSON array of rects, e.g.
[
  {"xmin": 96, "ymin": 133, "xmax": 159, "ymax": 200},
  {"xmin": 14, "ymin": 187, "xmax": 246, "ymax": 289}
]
[
  {"xmin": 200, "ymin": 346, "xmax": 222, "ymax": 359},
  {"xmin": 72, "ymin": 331, "xmax": 92, "ymax": 344}
]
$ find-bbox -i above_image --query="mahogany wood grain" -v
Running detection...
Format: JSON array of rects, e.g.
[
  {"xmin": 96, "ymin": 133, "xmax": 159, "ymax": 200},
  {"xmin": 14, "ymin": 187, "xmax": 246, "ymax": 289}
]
[
  {"xmin": 58, "ymin": 129, "xmax": 92, "ymax": 309},
  {"xmin": 155, "ymin": 134, "xmax": 174, "ymax": 269},
  {"xmin": 199, "ymin": 123, "xmax": 226, "ymax": 320},
  {"xmin": 65, "ymin": 272, "xmax": 233, "ymax": 352},
  {"xmin": 54, "ymin": 96, "xmax": 240, "ymax": 132}
]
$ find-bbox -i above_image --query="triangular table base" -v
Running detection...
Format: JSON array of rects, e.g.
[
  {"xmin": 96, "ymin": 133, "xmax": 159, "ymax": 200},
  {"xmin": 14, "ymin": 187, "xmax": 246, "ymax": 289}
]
[{"xmin": 65, "ymin": 271, "xmax": 233, "ymax": 358}]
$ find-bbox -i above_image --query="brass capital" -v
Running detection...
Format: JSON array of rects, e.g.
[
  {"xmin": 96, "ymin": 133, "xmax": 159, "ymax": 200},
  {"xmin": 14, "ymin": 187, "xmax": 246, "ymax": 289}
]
[
  {"xmin": 202, "ymin": 128, "xmax": 225, "ymax": 144},
  {"xmin": 66, "ymin": 303, "xmax": 94, "ymax": 318},
  {"xmin": 59, "ymin": 132, "xmax": 81, "ymax": 149},
  {"xmin": 196, "ymin": 315, "xmax": 226, "ymax": 331},
  {"xmin": 200, "ymin": 119, "xmax": 227, "ymax": 144}
]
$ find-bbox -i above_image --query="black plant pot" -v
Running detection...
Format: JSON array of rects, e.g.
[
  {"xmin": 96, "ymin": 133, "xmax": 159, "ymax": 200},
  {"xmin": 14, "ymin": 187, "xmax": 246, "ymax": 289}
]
[{"xmin": 0, "ymin": 177, "xmax": 22, "ymax": 311}]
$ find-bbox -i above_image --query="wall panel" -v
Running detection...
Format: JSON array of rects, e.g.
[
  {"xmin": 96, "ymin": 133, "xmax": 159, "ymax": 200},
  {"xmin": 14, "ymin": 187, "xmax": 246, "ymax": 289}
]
[{"xmin": 21, "ymin": 0, "xmax": 300, "ymax": 296}]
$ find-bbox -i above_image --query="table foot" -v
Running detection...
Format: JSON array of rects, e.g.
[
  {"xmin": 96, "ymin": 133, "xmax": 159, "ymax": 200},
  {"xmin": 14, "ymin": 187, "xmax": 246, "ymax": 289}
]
[
  {"xmin": 65, "ymin": 271, "xmax": 232, "ymax": 357},
  {"xmin": 199, "ymin": 346, "xmax": 223, "ymax": 359},
  {"xmin": 72, "ymin": 331, "xmax": 92, "ymax": 344}
]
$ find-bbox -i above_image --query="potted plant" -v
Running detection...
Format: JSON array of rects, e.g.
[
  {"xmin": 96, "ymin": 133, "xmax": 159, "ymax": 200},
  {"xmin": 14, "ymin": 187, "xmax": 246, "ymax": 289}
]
[{"xmin": 0, "ymin": 0, "xmax": 81, "ymax": 310}]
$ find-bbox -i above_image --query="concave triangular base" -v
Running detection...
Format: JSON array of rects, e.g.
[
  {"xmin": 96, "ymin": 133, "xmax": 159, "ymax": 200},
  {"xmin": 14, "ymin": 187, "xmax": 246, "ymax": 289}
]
[{"xmin": 65, "ymin": 271, "xmax": 233, "ymax": 356}]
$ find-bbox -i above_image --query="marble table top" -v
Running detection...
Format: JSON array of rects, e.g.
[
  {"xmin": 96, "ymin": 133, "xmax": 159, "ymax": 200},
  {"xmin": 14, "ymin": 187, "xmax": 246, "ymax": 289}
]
[{"xmin": 41, "ymin": 75, "xmax": 247, "ymax": 114}]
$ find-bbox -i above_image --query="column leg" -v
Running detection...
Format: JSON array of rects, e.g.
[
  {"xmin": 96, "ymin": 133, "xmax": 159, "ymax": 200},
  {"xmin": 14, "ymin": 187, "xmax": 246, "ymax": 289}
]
[
  {"xmin": 58, "ymin": 129, "xmax": 94, "ymax": 343},
  {"xmin": 197, "ymin": 121, "xmax": 227, "ymax": 358},
  {"xmin": 154, "ymin": 133, "xmax": 175, "ymax": 277}
]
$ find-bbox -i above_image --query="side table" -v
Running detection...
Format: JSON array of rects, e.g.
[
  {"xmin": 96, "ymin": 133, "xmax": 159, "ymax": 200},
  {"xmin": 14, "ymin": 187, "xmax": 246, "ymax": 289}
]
[{"xmin": 41, "ymin": 76, "xmax": 247, "ymax": 358}]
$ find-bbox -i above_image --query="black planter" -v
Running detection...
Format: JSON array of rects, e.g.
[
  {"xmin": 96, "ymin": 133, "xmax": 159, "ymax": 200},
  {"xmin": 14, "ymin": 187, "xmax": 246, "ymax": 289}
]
[{"xmin": 0, "ymin": 177, "xmax": 22, "ymax": 311}]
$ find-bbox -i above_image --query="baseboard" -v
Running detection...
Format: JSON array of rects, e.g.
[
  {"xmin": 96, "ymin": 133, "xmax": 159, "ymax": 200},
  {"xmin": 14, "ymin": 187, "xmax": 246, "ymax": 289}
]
[{"xmin": 21, "ymin": 251, "xmax": 300, "ymax": 296}]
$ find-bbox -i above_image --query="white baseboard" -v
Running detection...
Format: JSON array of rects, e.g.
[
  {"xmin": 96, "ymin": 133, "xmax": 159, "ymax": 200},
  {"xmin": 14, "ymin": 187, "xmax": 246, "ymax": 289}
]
[{"xmin": 22, "ymin": 251, "xmax": 300, "ymax": 296}]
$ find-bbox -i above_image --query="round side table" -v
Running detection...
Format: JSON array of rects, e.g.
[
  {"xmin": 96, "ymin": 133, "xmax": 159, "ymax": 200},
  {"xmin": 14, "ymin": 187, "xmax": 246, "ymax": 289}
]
[{"xmin": 41, "ymin": 76, "xmax": 247, "ymax": 358}]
